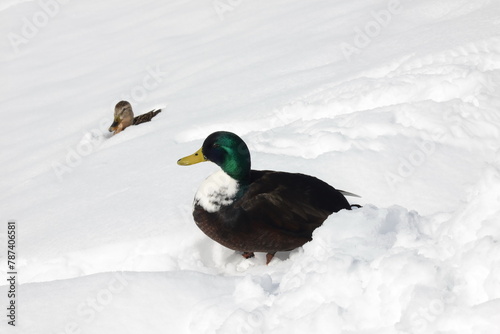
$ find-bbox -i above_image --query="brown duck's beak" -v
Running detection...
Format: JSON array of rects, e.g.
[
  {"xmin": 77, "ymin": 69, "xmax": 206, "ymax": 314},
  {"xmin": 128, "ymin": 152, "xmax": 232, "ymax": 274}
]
[
  {"xmin": 177, "ymin": 148, "xmax": 207, "ymax": 166},
  {"xmin": 108, "ymin": 120, "xmax": 119, "ymax": 132}
]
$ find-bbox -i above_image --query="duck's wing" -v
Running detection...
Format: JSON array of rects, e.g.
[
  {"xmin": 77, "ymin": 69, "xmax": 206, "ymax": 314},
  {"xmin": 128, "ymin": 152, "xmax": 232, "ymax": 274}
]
[{"xmin": 238, "ymin": 171, "xmax": 349, "ymax": 238}]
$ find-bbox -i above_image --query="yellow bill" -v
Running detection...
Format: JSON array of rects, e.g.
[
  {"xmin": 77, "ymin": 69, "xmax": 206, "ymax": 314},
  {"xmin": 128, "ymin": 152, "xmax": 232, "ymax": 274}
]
[{"xmin": 177, "ymin": 148, "xmax": 207, "ymax": 166}]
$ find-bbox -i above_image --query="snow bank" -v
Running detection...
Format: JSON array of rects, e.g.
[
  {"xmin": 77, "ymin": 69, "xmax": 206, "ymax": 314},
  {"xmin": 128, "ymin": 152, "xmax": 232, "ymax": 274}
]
[{"xmin": 5, "ymin": 201, "xmax": 499, "ymax": 333}]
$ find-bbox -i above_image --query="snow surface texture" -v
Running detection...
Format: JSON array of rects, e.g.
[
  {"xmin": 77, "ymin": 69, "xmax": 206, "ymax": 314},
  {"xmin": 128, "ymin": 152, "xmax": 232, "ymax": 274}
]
[{"xmin": 1, "ymin": 0, "xmax": 500, "ymax": 333}]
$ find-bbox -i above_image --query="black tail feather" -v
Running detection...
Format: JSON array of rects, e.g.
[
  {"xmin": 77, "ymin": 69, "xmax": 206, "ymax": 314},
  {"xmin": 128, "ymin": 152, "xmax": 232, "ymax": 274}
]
[
  {"xmin": 338, "ymin": 189, "xmax": 361, "ymax": 198},
  {"xmin": 133, "ymin": 109, "xmax": 162, "ymax": 125}
]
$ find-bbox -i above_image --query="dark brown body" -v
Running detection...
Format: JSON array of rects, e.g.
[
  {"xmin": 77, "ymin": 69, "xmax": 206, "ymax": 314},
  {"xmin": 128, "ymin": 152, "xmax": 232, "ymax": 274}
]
[{"xmin": 193, "ymin": 170, "xmax": 350, "ymax": 254}]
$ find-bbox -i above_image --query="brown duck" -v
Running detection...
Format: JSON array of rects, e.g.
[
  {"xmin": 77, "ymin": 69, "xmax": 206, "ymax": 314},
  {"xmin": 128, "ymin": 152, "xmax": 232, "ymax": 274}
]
[
  {"xmin": 177, "ymin": 131, "xmax": 358, "ymax": 264},
  {"xmin": 108, "ymin": 101, "xmax": 162, "ymax": 134}
]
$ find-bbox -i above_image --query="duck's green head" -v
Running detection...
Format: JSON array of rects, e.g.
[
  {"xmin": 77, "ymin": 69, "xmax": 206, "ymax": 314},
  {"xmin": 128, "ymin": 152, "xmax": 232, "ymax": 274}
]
[{"xmin": 177, "ymin": 131, "xmax": 251, "ymax": 182}]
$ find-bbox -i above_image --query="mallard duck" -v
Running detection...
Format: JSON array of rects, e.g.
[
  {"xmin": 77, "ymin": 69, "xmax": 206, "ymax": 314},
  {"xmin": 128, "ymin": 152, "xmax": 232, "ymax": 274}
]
[
  {"xmin": 108, "ymin": 101, "xmax": 162, "ymax": 134},
  {"xmin": 177, "ymin": 131, "xmax": 358, "ymax": 264}
]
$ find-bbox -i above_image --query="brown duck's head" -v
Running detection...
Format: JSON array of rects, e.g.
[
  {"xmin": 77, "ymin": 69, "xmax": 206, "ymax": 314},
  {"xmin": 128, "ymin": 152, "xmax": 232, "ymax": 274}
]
[{"xmin": 108, "ymin": 101, "xmax": 134, "ymax": 134}]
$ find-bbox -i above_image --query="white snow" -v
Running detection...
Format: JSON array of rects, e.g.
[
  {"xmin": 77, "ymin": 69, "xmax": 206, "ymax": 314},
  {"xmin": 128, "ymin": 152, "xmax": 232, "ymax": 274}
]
[{"xmin": 1, "ymin": 0, "xmax": 500, "ymax": 333}]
